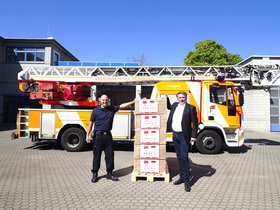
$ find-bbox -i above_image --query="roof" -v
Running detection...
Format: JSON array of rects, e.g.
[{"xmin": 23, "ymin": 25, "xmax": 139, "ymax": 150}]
[
  {"xmin": 237, "ymin": 55, "xmax": 280, "ymax": 66},
  {"xmin": 0, "ymin": 36, "xmax": 79, "ymax": 61}
]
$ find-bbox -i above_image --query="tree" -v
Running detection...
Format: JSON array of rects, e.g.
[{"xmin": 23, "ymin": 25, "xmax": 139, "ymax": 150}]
[{"xmin": 184, "ymin": 40, "xmax": 242, "ymax": 66}]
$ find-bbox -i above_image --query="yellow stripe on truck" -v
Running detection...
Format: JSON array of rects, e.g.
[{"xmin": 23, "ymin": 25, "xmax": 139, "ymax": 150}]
[
  {"xmin": 55, "ymin": 112, "xmax": 63, "ymax": 129},
  {"xmin": 156, "ymin": 81, "xmax": 189, "ymax": 95},
  {"xmin": 77, "ymin": 111, "xmax": 92, "ymax": 129}
]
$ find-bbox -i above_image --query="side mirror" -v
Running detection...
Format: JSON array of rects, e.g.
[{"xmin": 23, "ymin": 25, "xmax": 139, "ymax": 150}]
[
  {"xmin": 237, "ymin": 86, "xmax": 244, "ymax": 106},
  {"xmin": 239, "ymin": 93, "xmax": 244, "ymax": 106}
]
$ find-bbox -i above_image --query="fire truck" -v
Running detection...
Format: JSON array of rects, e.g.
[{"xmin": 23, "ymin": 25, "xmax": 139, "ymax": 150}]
[{"xmin": 14, "ymin": 64, "xmax": 280, "ymax": 154}]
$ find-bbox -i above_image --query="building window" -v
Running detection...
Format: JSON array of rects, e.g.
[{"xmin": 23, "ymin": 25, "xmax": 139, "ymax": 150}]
[
  {"xmin": 53, "ymin": 51, "xmax": 60, "ymax": 65},
  {"xmin": 6, "ymin": 47, "xmax": 45, "ymax": 63},
  {"xmin": 270, "ymin": 87, "xmax": 280, "ymax": 131}
]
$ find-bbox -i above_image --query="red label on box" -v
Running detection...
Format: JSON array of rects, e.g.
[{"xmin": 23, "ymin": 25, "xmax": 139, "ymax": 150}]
[
  {"xmin": 140, "ymin": 115, "xmax": 161, "ymax": 128},
  {"xmin": 138, "ymin": 100, "xmax": 158, "ymax": 114},
  {"xmin": 140, "ymin": 129, "xmax": 160, "ymax": 144},
  {"xmin": 140, "ymin": 159, "xmax": 160, "ymax": 173},
  {"xmin": 140, "ymin": 144, "xmax": 160, "ymax": 158}
]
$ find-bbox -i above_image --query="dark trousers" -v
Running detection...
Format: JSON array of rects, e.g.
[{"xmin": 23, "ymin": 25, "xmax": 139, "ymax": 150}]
[
  {"xmin": 91, "ymin": 133, "xmax": 114, "ymax": 174},
  {"xmin": 173, "ymin": 132, "xmax": 190, "ymax": 182}
]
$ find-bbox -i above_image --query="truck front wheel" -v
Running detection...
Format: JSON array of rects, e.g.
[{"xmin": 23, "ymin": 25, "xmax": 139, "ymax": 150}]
[
  {"xmin": 195, "ymin": 130, "xmax": 222, "ymax": 154},
  {"xmin": 61, "ymin": 127, "xmax": 86, "ymax": 152}
]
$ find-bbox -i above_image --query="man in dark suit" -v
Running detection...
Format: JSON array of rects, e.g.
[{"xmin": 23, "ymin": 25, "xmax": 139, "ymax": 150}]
[{"xmin": 167, "ymin": 91, "xmax": 198, "ymax": 192}]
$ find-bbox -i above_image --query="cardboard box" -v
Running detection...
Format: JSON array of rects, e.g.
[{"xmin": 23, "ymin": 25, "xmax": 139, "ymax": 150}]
[
  {"xmin": 135, "ymin": 114, "xmax": 167, "ymax": 130},
  {"xmin": 134, "ymin": 129, "xmax": 166, "ymax": 144},
  {"xmin": 133, "ymin": 159, "xmax": 167, "ymax": 174},
  {"xmin": 134, "ymin": 144, "xmax": 166, "ymax": 159},
  {"xmin": 135, "ymin": 99, "xmax": 167, "ymax": 115}
]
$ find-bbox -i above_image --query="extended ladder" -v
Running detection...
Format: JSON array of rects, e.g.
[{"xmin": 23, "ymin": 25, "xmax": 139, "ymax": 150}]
[{"xmin": 18, "ymin": 65, "xmax": 280, "ymax": 88}]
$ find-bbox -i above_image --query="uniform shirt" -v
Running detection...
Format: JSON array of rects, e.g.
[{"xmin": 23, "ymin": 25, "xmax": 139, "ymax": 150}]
[
  {"xmin": 90, "ymin": 105, "xmax": 120, "ymax": 131},
  {"xmin": 171, "ymin": 103, "xmax": 185, "ymax": 132}
]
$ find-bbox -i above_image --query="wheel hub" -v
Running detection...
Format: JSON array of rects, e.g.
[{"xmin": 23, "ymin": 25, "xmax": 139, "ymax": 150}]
[
  {"xmin": 67, "ymin": 133, "xmax": 80, "ymax": 147},
  {"xmin": 202, "ymin": 136, "xmax": 216, "ymax": 150}
]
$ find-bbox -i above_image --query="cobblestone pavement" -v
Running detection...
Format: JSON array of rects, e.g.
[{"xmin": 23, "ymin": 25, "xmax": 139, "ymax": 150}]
[{"xmin": 0, "ymin": 129, "xmax": 279, "ymax": 210}]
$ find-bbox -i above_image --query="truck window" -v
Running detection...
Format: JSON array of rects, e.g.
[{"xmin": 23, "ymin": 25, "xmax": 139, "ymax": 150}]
[
  {"xmin": 210, "ymin": 85, "xmax": 226, "ymax": 105},
  {"xmin": 227, "ymin": 86, "xmax": 235, "ymax": 106},
  {"xmin": 210, "ymin": 85, "xmax": 235, "ymax": 106}
]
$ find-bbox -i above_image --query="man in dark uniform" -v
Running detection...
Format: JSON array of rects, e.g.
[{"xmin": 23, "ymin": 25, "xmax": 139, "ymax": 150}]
[
  {"xmin": 86, "ymin": 94, "xmax": 135, "ymax": 183},
  {"xmin": 167, "ymin": 91, "xmax": 198, "ymax": 192}
]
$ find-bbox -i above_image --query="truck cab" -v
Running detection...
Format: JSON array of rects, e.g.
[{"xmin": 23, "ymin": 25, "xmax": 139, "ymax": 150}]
[{"xmin": 153, "ymin": 80, "xmax": 244, "ymax": 154}]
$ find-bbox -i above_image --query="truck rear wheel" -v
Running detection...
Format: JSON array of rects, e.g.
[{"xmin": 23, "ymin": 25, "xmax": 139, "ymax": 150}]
[
  {"xmin": 61, "ymin": 127, "xmax": 86, "ymax": 152},
  {"xmin": 196, "ymin": 130, "xmax": 222, "ymax": 154}
]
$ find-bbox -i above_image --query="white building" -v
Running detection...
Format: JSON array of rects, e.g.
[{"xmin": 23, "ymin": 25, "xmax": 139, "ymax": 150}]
[{"xmin": 238, "ymin": 55, "xmax": 280, "ymax": 132}]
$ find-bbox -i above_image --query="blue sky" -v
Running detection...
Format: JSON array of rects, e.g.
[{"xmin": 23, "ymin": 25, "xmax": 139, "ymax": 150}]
[{"xmin": 1, "ymin": 0, "xmax": 280, "ymax": 65}]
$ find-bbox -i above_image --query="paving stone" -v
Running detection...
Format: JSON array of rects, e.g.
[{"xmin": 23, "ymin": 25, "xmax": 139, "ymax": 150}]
[{"xmin": 0, "ymin": 129, "xmax": 280, "ymax": 209}]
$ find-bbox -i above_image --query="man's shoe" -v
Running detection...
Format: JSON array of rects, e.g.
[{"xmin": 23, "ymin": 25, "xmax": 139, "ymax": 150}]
[
  {"xmin": 106, "ymin": 172, "xmax": 119, "ymax": 181},
  {"xmin": 184, "ymin": 182, "xmax": 191, "ymax": 192},
  {"xmin": 173, "ymin": 178, "xmax": 184, "ymax": 185},
  {"xmin": 91, "ymin": 173, "xmax": 98, "ymax": 183}
]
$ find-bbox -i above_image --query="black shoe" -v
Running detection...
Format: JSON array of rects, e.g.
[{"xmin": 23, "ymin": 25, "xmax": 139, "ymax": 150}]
[
  {"xmin": 91, "ymin": 173, "xmax": 98, "ymax": 183},
  {"xmin": 173, "ymin": 178, "xmax": 184, "ymax": 185},
  {"xmin": 184, "ymin": 182, "xmax": 191, "ymax": 192},
  {"xmin": 106, "ymin": 172, "xmax": 119, "ymax": 181}
]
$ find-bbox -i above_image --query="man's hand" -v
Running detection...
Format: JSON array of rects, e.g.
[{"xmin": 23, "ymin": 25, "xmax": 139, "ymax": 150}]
[
  {"xmin": 190, "ymin": 138, "xmax": 196, "ymax": 145},
  {"xmin": 86, "ymin": 135, "xmax": 91, "ymax": 143},
  {"xmin": 86, "ymin": 121, "xmax": 93, "ymax": 143}
]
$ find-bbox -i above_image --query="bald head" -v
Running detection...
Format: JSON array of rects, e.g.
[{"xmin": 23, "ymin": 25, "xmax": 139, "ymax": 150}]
[{"xmin": 100, "ymin": 94, "xmax": 109, "ymax": 108}]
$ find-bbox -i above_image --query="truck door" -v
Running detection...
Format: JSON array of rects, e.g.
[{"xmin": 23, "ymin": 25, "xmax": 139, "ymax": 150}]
[
  {"xmin": 40, "ymin": 112, "xmax": 56, "ymax": 138},
  {"xmin": 206, "ymin": 83, "xmax": 240, "ymax": 128}
]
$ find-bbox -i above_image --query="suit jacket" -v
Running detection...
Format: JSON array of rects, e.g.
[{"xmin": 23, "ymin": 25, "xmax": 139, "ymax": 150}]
[{"xmin": 167, "ymin": 102, "xmax": 198, "ymax": 143}]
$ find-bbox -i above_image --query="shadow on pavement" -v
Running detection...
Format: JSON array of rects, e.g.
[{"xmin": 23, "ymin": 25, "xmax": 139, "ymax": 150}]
[
  {"xmin": 224, "ymin": 144, "xmax": 252, "ymax": 154},
  {"xmin": 95, "ymin": 166, "xmax": 133, "ymax": 181},
  {"xmin": 167, "ymin": 142, "xmax": 252, "ymax": 154},
  {"xmin": 221, "ymin": 138, "xmax": 280, "ymax": 154},
  {"xmin": 24, "ymin": 138, "xmax": 279, "ymax": 154},
  {"xmin": 23, "ymin": 141, "xmax": 134, "ymax": 152},
  {"xmin": 113, "ymin": 141, "xmax": 134, "ymax": 151},
  {"xmin": 24, "ymin": 141, "xmax": 63, "ymax": 151},
  {"xmin": 245, "ymin": 138, "xmax": 280, "ymax": 146},
  {"xmin": 114, "ymin": 166, "xmax": 133, "ymax": 178},
  {"xmin": 167, "ymin": 157, "xmax": 216, "ymax": 186}
]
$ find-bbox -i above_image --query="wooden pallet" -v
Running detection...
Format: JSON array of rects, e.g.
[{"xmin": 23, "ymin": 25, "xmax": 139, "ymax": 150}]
[{"xmin": 131, "ymin": 171, "xmax": 170, "ymax": 182}]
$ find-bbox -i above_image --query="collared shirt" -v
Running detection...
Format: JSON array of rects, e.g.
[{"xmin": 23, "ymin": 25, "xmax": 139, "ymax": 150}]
[{"xmin": 171, "ymin": 103, "xmax": 185, "ymax": 132}]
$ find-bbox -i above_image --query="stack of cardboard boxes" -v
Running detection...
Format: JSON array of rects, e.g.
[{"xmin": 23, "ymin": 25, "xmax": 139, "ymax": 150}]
[{"xmin": 131, "ymin": 99, "xmax": 170, "ymax": 182}]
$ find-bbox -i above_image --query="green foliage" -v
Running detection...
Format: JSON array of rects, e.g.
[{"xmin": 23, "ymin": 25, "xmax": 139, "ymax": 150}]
[{"xmin": 184, "ymin": 40, "xmax": 242, "ymax": 66}]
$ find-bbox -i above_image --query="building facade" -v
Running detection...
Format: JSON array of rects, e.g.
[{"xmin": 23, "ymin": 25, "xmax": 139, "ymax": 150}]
[
  {"xmin": 0, "ymin": 36, "xmax": 78, "ymax": 123},
  {"xmin": 238, "ymin": 56, "xmax": 280, "ymax": 132}
]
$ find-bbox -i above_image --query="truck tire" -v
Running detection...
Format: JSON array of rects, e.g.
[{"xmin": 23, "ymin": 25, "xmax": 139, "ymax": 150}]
[
  {"xmin": 196, "ymin": 130, "xmax": 222, "ymax": 154},
  {"xmin": 61, "ymin": 127, "xmax": 86, "ymax": 152}
]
